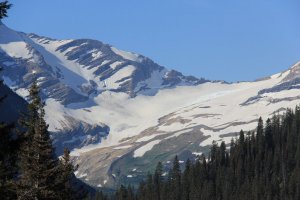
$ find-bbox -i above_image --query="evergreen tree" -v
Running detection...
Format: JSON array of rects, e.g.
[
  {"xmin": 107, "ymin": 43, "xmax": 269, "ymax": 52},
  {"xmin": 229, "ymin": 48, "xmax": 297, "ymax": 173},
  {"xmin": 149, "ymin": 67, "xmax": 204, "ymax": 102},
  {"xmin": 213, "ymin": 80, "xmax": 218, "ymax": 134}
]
[
  {"xmin": 17, "ymin": 82, "xmax": 75, "ymax": 200},
  {"xmin": 116, "ymin": 185, "xmax": 128, "ymax": 200},
  {"xmin": 127, "ymin": 185, "xmax": 135, "ymax": 200},
  {"xmin": 17, "ymin": 82, "xmax": 58, "ymax": 199},
  {"xmin": 145, "ymin": 173, "xmax": 154, "ymax": 200},
  {"xmin": 153, "ymin": 162, "xmax": 163, "ymax": 200},
  {"xmin": 56, "ymin": 148, "xmax": 76, "ymax": 199},
  {"xmin": 169, "ymin": 156, "xmax": 181, "ymax": 200},
  {"xmin": 93, "ymin": 191, "xmax": 108, "ymax": 200},
  {"xmin": 137, "ymin": 181, "xmax": 146, "ymax": 200},
  {"xmin": 0, "ymin": 0, "xmax": 11, "ymax": 19},
  {"xmin": 0, "ymin": 122, "xmax": 18, "ymax": 199},
  {"xmin": 182, "ymin": 159, "xmax": 191, "ymax": 200}
]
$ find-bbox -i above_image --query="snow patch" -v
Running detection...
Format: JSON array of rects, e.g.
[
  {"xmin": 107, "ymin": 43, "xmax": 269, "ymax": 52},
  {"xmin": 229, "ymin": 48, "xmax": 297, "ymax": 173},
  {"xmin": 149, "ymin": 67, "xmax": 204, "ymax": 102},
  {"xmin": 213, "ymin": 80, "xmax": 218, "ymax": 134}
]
[
  {"xmin": 133, "ymin": 140, "xmax": 161, "ymax": 158},
  {"xmin": 0, "ymin": 42, "xmax": 32, "ymax": 59},
  {"xmin": 105, "ymin": 65, "xmax": 136, "ymax": 89},
  {"xmin": 113, "ymin": 145, "xmax": 132, "ymax": 150},
  {"xmin": 15, "ymin": 88, "xmax": 30, "ymax": 98},
  {"xmin": 77, "ymin": 173, "xmax": 87, "ymax": 178},
  {"xmin": 110, "ymin": 61, "xmax": 123, "ymax": 70},
  {"xmin": 192, "ymin": 152, "xmax": 203, "ymax": 156},
  {"xmin": 136, "ymin": 135, "xmax": 159, "ymax": 142},
  {"xmin": 111, "ymin": 47, "xmax": 141, "ymax": 62},
  {"xmin": 91, "ymin": 50, "xmax": 103, "ymax": 60}
]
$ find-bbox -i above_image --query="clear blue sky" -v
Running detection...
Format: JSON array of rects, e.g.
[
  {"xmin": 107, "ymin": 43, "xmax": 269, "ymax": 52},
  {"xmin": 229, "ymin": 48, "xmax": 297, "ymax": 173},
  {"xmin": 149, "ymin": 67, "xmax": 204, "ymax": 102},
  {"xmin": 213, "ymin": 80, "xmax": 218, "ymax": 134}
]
[{"xmin": 3, "ymin": 0, "xmax": 300, "ymax": 82}]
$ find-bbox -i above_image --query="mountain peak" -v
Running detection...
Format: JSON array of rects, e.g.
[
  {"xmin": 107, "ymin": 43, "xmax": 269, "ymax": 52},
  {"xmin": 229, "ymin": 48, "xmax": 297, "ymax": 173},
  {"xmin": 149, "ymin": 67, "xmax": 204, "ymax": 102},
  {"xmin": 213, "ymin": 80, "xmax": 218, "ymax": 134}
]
[
  {"xmin": 0, "ymin": 24, "xmax": 207, "ymax": 101},
  {"xmin": 290, "ymin": 61, "xmax": 300, "ymax": 70},
  {"xmin": 279, "ymin": 61, "xmax": 300, "ymax": 82}
]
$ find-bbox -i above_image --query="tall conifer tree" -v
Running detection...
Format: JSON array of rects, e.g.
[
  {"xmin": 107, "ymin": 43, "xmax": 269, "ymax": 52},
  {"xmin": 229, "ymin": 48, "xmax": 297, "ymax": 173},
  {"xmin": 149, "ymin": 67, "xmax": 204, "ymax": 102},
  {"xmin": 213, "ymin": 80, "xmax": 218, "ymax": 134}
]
[
  {"xmin": 17, "ymin": 82, "xmax": 75, "ymax": 200},
  {"xmin": 169, "ymin": 156, "xmax": 181, "ymax": 200},
  {"xmin": 17, "ymin": 82, "xmax": 59, "ymax": 199},
  {"xmin": 153, "ymin": 162, "xmax": 163, "ymax": 200}
]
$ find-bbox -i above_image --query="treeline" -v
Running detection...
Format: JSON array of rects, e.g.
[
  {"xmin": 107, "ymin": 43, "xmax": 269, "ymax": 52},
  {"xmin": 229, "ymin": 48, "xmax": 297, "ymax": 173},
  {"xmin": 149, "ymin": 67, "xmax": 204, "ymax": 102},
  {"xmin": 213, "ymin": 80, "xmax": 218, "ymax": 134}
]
[
  {"xmin": 94, "ymin": 106, "xmax": 300, "ymax": 200},
  {"xmin": 0, "ymin": 81, "xmax": 81, "ymax": 199}
]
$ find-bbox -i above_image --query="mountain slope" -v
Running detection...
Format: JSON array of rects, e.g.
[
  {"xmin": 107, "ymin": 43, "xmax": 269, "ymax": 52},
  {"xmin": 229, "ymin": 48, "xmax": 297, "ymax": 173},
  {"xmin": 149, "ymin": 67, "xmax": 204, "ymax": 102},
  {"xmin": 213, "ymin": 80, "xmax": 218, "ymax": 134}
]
[
  {"xmin": 72, "ymin": 68, "xmax": 300, "ymax": 187},
  {"xmin": 1, "ymin": 22, "xmax": 300, "ymax": 188},
  {"xmin": 0, "ymin": 21, "xmax": 206, "ymax": 154}
]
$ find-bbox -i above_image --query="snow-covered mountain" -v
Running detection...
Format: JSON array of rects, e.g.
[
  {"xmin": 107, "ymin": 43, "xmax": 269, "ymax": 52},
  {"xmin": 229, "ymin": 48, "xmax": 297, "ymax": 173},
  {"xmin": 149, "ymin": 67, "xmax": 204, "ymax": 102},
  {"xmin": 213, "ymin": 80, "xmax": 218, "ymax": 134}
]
[
  {"xmin": 1, "ymin": 21, "xmax": 300, "ymax": 188},
  {"xmin": 0, "ymin": 21, "xmax": 206, "ymax": 153}
]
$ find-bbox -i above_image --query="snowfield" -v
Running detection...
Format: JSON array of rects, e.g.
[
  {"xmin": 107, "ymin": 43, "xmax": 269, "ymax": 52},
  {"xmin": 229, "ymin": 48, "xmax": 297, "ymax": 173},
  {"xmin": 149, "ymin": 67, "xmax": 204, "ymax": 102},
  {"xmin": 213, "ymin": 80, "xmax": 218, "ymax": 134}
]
[{"xmin": 44, "ymin": 66, "xmax": 300, "ymax": 160}]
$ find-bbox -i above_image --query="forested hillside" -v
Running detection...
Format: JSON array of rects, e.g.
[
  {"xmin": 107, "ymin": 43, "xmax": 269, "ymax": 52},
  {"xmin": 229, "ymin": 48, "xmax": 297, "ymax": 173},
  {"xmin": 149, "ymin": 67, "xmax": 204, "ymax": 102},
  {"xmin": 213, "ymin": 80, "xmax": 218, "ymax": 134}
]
[{"xmin": 94, "ymin": 107, "xmax": 300, "ymax": 200}]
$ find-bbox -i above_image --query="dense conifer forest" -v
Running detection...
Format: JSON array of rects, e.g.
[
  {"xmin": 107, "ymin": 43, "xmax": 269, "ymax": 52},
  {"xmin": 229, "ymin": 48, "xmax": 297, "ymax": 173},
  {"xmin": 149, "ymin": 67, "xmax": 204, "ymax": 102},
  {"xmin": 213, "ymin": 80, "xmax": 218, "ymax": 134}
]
[{"xmin": 92, "ymin": 107, "xmax": 300, "ymax": 200}]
